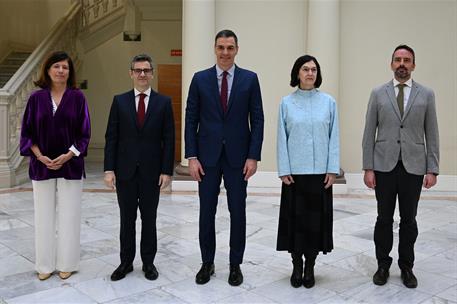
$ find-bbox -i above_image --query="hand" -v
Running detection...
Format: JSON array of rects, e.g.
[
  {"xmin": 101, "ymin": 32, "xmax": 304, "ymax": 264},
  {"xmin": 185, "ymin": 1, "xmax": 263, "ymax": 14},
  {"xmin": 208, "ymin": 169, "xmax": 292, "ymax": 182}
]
[
  {"xmin": 104, "ymin": 171, "xmax": 116, "ymax": 190},
  {"xmin": 324, "ymin": 173, "xmax": 336, "ymax": 189},
  {"xmin": 37, "ymin": 155, "xmax": 53, "ymax": 166},
  {"xmin": 189, "ymin": 158, "xmax": 205, "ymax": 182},
  {"xmin": 364, "ymin": 170, "xmax": 376, "ymax": 189},
  {"xmin": 423, "ymin": 173, "xmax": 437, "ymax": 189},
  {"xmin": 280, "ymin": 175, "xmax": 294, "ymax": 185},
  {"xmin": 47, "ymin": 152, "xmax": 73, "ymax": 170},
  {"xmin": 243, "ymin": 159, "xmax": 258, "ymax": 181},
  {"xmin": 158, "ymin": 174, "xmax": 172, "ymax": 190}
]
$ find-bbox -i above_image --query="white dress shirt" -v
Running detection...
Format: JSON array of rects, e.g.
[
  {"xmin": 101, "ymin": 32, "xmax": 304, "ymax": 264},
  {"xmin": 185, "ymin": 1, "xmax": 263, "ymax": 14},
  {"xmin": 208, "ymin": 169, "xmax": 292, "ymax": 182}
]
[{"xmin": 134, "ymin": 87, "xmax": 152, "ymax": 111}]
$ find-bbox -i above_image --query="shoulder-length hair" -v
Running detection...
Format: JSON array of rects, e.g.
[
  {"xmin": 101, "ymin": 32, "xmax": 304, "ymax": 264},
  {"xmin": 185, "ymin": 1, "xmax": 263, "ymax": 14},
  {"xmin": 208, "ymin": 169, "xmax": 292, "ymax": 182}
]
[
  {"xmin": 290, "ymin": 55, "xmax": 322, "ymax": 88},
  {"xmin": 34, "ymin": 51, "xmax": 76, "ymax": 89}
]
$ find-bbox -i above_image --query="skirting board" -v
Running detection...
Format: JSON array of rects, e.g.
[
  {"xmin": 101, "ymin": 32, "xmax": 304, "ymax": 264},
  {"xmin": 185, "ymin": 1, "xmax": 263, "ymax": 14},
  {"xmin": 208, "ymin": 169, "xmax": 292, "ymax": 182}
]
[
  {"xmin": 345, "ymin": 173, "xmax": 457, "ymax": 192},
  {"xmin": 173, "ymin": 171, "xmax": 456, "ymax": 194},
  {"xmin": 172, "ymin": 171, "xmax": 348, "ymax": 194}
]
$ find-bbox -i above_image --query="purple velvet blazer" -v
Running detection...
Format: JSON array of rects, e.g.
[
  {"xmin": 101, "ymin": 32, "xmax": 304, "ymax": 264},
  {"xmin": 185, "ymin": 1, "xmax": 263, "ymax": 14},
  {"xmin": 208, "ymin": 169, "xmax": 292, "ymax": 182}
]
[{"xmin": 20, "ymin": 88, "xmax": 91, "ymax": 180}]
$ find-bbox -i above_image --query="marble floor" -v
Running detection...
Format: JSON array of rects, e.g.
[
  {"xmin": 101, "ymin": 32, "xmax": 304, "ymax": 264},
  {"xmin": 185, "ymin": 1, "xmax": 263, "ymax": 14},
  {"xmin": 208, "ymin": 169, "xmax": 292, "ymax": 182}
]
[{"xmin": 0, "ymin": 165, "xmax": 456, "ymax": 303}]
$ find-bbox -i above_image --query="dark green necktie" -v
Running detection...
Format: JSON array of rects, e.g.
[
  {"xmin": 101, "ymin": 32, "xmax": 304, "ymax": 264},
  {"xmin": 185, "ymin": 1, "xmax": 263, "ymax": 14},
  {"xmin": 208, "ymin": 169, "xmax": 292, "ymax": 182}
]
[{"xmin": 397, "ymin": 84, "xmax": 405, "ymax": 117}]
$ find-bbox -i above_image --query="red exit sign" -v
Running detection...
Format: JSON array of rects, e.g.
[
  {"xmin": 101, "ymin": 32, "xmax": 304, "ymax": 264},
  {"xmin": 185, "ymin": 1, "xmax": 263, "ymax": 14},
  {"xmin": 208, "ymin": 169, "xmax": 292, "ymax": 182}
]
[{"xmin": 171, "ymin": 49, "xmax": 182, "ymax": 56}]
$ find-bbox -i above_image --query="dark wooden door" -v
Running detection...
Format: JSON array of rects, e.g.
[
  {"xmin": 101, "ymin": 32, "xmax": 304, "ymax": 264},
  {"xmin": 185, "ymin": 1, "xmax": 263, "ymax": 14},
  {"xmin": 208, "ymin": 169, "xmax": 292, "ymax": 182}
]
[{"xmin": 157, "ymin": 64, "xmax": 182, "ymax": 162}]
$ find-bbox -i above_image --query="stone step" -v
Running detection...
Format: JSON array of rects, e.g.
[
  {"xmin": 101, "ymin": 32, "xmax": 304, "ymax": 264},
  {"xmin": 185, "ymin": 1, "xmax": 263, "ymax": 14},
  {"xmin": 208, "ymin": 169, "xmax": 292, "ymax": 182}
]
[
  {"xmin": 0, "ymin": 66, "xmax": 20, "ymax": 72},
  {"xmin": 0, "ymin": 51, "xmax": 31, "ymax": 88}
]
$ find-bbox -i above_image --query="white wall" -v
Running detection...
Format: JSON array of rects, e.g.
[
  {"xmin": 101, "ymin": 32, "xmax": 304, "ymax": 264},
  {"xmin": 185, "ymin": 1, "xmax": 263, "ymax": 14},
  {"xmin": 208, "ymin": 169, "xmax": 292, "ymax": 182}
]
[
  {"xmin": 79, "ymin": 0, "xmax": 456, "ymax": 186},
  {"xmin": 214, "ymin": 0, "xmax": 457, "ymax": 179},
  {"xmin": 339, "ymin": 0, "xmax": 457, "ymax": 176},
  {"xmin": 215, "ymin": 0, "xmax": 307, "ymax": 172},
  {"xmin": 0, "ymin": 0, "xmax": 71, "ymax": 58}
]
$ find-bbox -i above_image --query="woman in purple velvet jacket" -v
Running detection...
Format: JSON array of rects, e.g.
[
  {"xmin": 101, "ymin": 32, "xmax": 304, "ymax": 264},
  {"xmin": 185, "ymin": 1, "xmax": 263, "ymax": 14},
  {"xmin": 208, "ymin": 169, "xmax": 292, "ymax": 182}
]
[{"xmin": 20, "ymin": 51, "xmax": 90, "ymax": 281}]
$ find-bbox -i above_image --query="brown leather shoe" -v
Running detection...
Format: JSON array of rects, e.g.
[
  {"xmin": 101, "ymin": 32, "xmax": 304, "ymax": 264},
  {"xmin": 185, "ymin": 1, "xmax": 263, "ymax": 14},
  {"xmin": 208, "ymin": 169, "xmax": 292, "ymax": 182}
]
[
  {"xmin": 58, "ymin": 271, "xmax": 73, "ymax": 280},
  {"xmin": 38, "ymin": 273, "xmax": 52, "ymax": 280}
]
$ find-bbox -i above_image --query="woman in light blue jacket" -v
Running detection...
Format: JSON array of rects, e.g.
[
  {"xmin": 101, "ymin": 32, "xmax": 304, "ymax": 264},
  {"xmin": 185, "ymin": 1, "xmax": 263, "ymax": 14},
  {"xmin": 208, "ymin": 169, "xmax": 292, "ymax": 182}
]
[{"xmin": 276, "ymin": 55, "xmax": 339, "ymax": 288}]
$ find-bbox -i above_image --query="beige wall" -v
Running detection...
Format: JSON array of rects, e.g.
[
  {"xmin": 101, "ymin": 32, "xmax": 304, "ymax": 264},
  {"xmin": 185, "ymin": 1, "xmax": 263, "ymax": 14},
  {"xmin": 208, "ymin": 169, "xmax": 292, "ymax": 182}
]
[
  {"xmin": 215, "ymin": 0, "xmax": 307, "ymax": 172},
  {"xmin": 339, "ymin": 0, "xmax": 457, "ymax": 175},
  {"xmin": 76, "ymin": 0, "xmax": 457, "ymax": 178},
  {"xmin": 0, "ymin": 0, "xmax": 71, "ymax": 58},
  {"xmin": 79, "ymin": 19, "xmax": 182, "ymax": 160},
  {"xmin": 214, "ymin": 0, "xmax": 456, "ymax": 177}
]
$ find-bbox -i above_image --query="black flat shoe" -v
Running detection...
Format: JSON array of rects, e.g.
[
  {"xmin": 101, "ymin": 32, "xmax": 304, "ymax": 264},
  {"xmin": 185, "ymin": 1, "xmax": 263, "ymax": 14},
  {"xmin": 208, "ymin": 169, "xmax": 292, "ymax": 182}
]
[
  {"xmin": 143, "ymin": 264, "xmax": 158, "ymax": 281},
  {"xmin": 111, "ymin": 264, "xmax": 133, "ymax": 281},
  {"xmin": 228, "ymin": 264, "xmax": 243, "ymax": 286},
  {"xmin": 373, "ymin": 267, "xmax": 389, "ymax": 286},
  {"xmin": 401, "ymin": 268, "xmax": 418, "ymax": 288},
  {"xmin": 195, "ymin": 263, "xmax": 214, "ymax": 285}
]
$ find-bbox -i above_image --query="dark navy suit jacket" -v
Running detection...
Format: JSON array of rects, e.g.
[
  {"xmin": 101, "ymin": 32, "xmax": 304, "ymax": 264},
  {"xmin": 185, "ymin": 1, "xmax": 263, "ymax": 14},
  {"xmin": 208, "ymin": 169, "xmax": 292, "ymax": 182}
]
[
  {"xmin": 185, "ymin": 65, "xmax": 264, "ymax": 167},
  {"xmin": 104, "ymin": 89, "xmax": 175, "ymax": 181}
]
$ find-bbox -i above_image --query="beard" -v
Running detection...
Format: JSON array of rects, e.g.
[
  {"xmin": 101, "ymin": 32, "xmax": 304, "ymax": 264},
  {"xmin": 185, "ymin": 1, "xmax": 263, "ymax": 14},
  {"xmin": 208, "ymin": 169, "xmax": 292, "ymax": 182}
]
[{"xmin": 395, "ymin": 67, "xmax": 410, "ymax": 80}]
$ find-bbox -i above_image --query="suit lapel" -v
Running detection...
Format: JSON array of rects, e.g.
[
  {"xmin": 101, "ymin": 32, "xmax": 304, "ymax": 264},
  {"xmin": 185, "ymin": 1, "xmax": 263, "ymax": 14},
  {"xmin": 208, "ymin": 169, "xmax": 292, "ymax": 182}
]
[
  {"xmin": 403, "ymin": 80, "xmax": 420, "ymax": 120},
  {"xmin": 143, "ymin": 90, "xmax": 156, "ymax": 127},
  {"xmin": 385, "ymin": 81, "xmax": 402, "ymax": 121},
  {"xmin": 209, "ymin": 66, "xmax": 224, "ymax": 116},
  {"xmin": 126, "ymin": 90, "xmax": 139, "ymax": 131},
  {"xmin": 226, "ymin": 65, "xmax": 240, "ymax": 115}
]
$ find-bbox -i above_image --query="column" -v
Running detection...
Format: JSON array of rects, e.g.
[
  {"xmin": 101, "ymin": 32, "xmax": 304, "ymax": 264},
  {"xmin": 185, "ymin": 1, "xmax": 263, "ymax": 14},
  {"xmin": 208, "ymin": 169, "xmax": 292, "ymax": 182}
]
[
  {"xmin": 306, "ymin": 0, "xmax": 340, "ymax": 100},
  {"xmin": 180, "ymin": 0, "xmax": 215, "ymax": 167}
]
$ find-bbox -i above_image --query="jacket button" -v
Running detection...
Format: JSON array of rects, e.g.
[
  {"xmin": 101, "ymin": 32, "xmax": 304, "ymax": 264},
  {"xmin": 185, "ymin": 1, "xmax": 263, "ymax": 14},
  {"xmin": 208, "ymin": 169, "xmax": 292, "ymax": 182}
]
[
  {"xmin": 400, "ymin": 125, "xmax": 403, "ymax": 128},
  {"xmin": 397, "ymin": 140, "xmax": 400, "ymax": 144},
  {"xmin": 222, "ymin": 139, "xmax": 226, "ymax": 144}
]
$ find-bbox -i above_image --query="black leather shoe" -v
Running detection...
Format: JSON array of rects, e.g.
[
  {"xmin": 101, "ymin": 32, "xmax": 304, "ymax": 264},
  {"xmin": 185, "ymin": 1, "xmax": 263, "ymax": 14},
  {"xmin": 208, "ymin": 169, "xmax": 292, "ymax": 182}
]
[
  {"xmin": 401, "ymin": 268, "xmax": 418, "ymax": 288},
  {"xmin": 228, "ymin": 264, "xmax": 243, "ymax": 286},
  {"xmin": 110, "ymin": 264, "xmax": 133, "ymax": 281},
  {"xmin": 373, "ymin": 267, "xmax": 389, "ymax": 285},
  {"xmin": 143, "ymin": 264, "xmax": 159, "ymax": 281},
  {"xmin": 303, "ymin": 263, "xmax": 315, "ymax": 288},
  {"xmin": 195, "ymin": 263, "xmax": 214, "ymax": 284}
]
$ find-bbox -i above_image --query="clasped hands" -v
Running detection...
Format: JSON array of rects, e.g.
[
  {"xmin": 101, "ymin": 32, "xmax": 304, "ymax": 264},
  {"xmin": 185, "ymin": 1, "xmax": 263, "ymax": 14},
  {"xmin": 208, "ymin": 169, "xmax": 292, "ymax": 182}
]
[
  {"xmin": 280, "ymin": 173, "xmax": 336, "ymax": 189},
  {"xmin": 103, "ymin": 172, "xmax": 172, "ymax": 191},
  {"xmin": 37, "ymin": 152, "xmax": 73, "ymax": 170}
]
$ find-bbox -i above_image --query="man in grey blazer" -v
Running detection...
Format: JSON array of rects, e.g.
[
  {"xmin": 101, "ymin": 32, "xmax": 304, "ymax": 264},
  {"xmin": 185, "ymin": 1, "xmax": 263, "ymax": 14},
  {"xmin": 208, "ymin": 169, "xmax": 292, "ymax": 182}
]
[{"xmin": 362, "ymin": 45, "xmax": 439, "ymax": 288}]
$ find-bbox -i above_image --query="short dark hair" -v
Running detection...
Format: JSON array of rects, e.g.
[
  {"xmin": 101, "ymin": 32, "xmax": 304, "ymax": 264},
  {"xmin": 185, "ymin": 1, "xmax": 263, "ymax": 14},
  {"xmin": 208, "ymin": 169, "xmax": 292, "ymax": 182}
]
[
  {"xmin": 290, "ymin": 55, "xmax": 322, "ymax": 88},
  {"xmin": 391, "ymin": 44, "xmax": 415, "ymax": 64},
  {"xmin": 215, "ymin": 29, "xmax": 238, "ymax": 46},
  {"xmin": 130, "ymin": 54, "xmax": 153, "ymax": 70},
  {"xmin": 34, "ymin": 51, "xmax": 76, "ymax": 89}
]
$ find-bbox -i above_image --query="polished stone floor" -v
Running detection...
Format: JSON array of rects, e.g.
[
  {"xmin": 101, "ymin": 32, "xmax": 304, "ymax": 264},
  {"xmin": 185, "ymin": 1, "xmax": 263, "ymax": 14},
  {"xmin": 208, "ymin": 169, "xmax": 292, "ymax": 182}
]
[{"xmin": 0, "ymin": 165, "xmax": 455, "ymax": 303}]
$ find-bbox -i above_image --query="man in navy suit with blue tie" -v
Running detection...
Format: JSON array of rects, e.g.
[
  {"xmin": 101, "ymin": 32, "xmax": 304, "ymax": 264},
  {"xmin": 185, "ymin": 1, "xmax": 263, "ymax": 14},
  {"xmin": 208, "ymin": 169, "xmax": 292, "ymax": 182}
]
[{"xmin": 185, "ymin": 29, "xmax": 264, "ymax": 286}]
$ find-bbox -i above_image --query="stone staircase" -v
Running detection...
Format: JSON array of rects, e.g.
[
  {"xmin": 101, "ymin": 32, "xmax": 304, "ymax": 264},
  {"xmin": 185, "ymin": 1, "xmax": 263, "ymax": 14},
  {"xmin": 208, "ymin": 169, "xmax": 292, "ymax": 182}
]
[{"xmin": 0, "ymin": 51, "xmax": 31, "ymax": 87}]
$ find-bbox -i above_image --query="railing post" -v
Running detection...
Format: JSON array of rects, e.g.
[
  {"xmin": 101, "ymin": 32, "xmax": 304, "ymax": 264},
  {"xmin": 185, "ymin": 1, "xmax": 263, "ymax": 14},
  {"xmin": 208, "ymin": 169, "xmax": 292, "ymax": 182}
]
[{"xmin": 0, "ymin": 95, "xmax": 12, "ymax": 187}]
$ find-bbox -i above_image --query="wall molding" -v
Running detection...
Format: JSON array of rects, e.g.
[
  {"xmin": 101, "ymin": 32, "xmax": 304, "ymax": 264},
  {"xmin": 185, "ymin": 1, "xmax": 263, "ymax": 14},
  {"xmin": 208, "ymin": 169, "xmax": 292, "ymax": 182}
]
[
  {"xmin": 172, "ymin": 171, "xmax": 456, "ymax": 194},
  {"xmin": 345, "ymin": 173, "xmax": 457, "ymax": 193}
]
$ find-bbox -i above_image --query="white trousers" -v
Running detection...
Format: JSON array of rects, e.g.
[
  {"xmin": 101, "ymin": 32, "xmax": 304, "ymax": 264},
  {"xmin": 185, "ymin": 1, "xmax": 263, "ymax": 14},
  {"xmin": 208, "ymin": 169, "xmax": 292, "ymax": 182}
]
[{"xmin": 32, "ymin": 178, "xmax": 82, "ymax": 274}]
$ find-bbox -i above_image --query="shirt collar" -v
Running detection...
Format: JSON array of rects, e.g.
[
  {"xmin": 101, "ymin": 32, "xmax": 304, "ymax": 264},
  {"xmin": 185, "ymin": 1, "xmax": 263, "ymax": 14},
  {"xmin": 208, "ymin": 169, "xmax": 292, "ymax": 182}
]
[
  {"xmin": 134, "ymin": 87, "xmax": 151, "ymax": 97},
  {"xmin": 216, "ymin": 64, "xmax": 235, "ymax": 77},
  {"xmin": 393, "ymin": 78, "xmax": 412, "ymax": 88}
]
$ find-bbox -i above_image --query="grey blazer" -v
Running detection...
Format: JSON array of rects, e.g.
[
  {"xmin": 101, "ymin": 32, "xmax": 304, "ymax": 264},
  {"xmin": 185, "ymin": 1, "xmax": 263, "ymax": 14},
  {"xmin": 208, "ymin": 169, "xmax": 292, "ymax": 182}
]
[{"xmin": 362, "ymin": 80, "xmax": 439, "ymax": 176}]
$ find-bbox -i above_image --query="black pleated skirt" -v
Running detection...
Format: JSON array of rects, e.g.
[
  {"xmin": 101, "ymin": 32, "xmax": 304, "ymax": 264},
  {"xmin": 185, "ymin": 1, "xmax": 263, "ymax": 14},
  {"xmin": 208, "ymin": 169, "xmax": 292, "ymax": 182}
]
[{"xmin": 276, "ymin": 174, "xmax": 333, "ymax": 254}]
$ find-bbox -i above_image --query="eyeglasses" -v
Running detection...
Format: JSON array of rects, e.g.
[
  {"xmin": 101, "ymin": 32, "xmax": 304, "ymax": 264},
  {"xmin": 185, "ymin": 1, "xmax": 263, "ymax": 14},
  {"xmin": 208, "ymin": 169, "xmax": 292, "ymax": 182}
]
[
  {"xmin": 301, "ymin": 67, "xmax": 317, "ymax": 74},
  {"xmin": 131, "ymin": 68, "xmax": 153, "ymax": 75}
]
